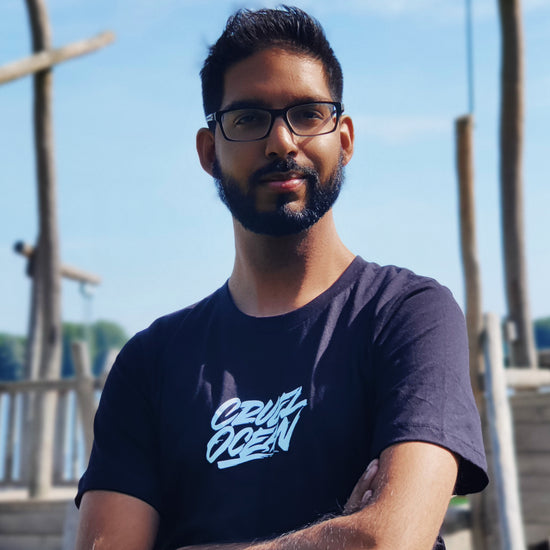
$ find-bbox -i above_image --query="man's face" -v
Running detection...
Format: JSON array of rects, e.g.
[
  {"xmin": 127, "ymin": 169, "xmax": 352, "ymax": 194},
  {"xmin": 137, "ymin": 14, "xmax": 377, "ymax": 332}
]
[{"xmin": 198, "ymin": 47, "xmax": 354, "ymax": 236}]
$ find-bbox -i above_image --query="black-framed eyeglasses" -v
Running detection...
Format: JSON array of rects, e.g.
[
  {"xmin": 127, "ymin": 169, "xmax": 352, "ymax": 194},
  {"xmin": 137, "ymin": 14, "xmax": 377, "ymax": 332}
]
[{"xmin": 206, "ymin": 101, "xmax": 344, "ymax": 142}]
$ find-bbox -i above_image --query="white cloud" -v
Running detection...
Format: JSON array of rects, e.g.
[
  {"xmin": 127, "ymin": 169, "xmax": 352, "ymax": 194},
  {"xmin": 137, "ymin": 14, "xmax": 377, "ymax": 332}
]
[{"xmin": 355, "ymin": 114, "xmax": 450, "ymax": 144}]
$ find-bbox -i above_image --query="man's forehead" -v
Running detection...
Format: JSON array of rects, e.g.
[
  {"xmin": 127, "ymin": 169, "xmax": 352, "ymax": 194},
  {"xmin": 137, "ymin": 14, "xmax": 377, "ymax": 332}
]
[{"xmin": 220, "ymin": 48, "xmax": 331, "ymax": 110}]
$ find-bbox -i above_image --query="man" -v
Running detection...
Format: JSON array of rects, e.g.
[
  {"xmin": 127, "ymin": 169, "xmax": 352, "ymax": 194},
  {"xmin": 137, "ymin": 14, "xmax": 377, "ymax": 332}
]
[{"xmin": 75, "ymin": 7, "xmax": 488, "ymax": 550}]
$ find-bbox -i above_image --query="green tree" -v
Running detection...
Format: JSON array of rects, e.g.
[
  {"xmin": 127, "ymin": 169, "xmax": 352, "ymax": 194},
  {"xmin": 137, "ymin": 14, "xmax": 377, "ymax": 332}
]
[
  {"xmin": 90, "ymin": 320, "xmax": 128, "ymax": 376},
  {"xmin": 0, "ymin": 333, "xmax": 25, "ymax": 380},
  {"xmin": 61, "ymin": 320, "xmax": 128, "ymax": 377},
  {"xmin": 0, "ymin": 321, "xmax": 128, "ymax": 380},
  {"xmin": 534, "ymin": 317, "xmax": 550, "ymax": 349}
]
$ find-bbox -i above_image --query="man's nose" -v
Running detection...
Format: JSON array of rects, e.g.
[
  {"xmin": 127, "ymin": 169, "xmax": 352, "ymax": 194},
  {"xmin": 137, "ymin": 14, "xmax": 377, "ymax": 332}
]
[{"xmin": 264, "ymin": 116, "xmax": 298, "ymax": 158}]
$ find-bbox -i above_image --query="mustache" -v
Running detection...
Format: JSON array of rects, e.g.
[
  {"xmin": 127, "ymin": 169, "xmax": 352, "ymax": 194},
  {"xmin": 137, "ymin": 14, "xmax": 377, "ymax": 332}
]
[{"xmin": 249, "ymin": 159, "xmax": 318, "ymax": 186}]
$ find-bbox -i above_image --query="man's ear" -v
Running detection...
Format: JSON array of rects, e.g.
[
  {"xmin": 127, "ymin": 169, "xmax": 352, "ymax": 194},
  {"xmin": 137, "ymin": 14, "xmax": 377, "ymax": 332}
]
[
  {"xmin": 196, "ymin": 127, "xmax": 216, "ymax": 176},
  {"xmin": 339, "ymin": 115, "xmax": 354, "ymax": 167}
]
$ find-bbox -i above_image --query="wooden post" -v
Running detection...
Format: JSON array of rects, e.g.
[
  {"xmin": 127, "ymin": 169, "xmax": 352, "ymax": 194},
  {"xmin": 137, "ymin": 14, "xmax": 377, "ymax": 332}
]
[
  {"xmin": 61, "ymin": 342, "xmax": 98, "ymax": 550},
  {"xmin": 455, "ymin": 115, "xmax": 484, "ymax": 402},
  {"xmin": 455, "ymin": 115, "xmax": 488, "ymax": 550},
  {"xmin": 100, "ymin": 348, "xmax": 119, "ymax": 384},
  {"xmin": 14, "ymin": 240, "xmax": 101, "ymax": 485},
  {"xmin": 71, "ymin": 341, "xmax": 96, "ymax": 458},
  {"xmin": 26, "ymin": 0, "xmax": 63, "ymax": 499},
  {"xmin": 20, "ymin": 263, "xmax": 43, "ymax": 484},
  {"xmin": 71, "ymin": 392, "xmax": 80, "ymax": 480},
  {"xmin": 53, "ymin": 390, "xmax": 68, "ymax": 484},
  {"xmin": 498, "ymin": 0, "xmax": 537, "ymax": 368},
  {"xmin": 484, "ymin": 312, "xmax": 526, "ymax": 550},
  {"xmin": 5, "ymin": 392, "xmax": 18, "ymax": 483}
]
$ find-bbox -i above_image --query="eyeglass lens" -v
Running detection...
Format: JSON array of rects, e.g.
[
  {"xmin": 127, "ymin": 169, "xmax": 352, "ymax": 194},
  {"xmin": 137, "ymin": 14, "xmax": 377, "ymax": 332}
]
[{"xmin": 221, "ymin": 103, "xmax": 337, "ymax": 141}]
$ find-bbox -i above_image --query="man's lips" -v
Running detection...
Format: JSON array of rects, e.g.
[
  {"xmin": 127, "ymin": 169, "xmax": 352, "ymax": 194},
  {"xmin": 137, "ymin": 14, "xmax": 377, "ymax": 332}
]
[{"xmin": 259, "ymin": 172, "xmax": 307, "ymax": 192}]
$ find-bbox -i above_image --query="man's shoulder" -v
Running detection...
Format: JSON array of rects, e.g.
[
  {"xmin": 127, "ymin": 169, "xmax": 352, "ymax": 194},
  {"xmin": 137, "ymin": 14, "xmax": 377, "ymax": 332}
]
[
  {"xmin": 353, "ymin": 257, "xmax": 453, "ymax": 307},
  {"xmin": 129, "ymin": 284, "xmax": 227, "ymax": 349}
]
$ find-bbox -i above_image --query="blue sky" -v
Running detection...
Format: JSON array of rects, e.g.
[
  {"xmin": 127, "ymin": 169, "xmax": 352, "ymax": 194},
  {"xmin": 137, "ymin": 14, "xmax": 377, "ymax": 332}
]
[{"xmin": 1, "ymin": 0, "xmax": 549, "ymax": 339}]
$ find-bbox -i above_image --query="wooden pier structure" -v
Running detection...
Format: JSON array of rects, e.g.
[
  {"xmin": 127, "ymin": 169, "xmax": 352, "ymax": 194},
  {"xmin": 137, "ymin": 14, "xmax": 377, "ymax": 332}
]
[{"xmin": 0, "ymin": 342, "xmax": 115, "ymax": 550}]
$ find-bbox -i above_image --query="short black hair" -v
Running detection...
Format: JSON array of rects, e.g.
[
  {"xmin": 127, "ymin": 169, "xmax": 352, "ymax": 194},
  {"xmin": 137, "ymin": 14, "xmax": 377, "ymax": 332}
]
[{"xmin": 200, "ymin": 5, "xmax": 343, "ymax": 120}]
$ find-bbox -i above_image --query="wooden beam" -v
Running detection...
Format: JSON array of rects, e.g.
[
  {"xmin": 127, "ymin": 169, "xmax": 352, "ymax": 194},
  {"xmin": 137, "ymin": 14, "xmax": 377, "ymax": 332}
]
[
  {"xmin": 506, "ymin": 368, "xmax": 550, "ymax": 389},
  {"xmin": 0, "ymin": 377, "xmax": 105, "ymax": 392},
  {"xmin": 0, "ymin": 31, "xmax": 115, "ymax": 85},
  {"xmin": 14, "ymin": 241, "xmax": 102, "ymax": 285}
]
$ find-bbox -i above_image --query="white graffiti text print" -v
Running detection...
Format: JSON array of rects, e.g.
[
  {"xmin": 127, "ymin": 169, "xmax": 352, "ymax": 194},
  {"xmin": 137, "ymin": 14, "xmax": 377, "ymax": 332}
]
[{"xmin": 206, "ymin": 386, "xmax": 308, "ymax": 469}]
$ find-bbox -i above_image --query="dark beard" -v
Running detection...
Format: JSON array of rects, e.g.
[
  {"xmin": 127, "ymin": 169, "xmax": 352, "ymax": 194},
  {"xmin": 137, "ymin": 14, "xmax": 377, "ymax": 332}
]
[{"xmin": 213, "ymin": 157, "xmax": 344, "ymax": 236}]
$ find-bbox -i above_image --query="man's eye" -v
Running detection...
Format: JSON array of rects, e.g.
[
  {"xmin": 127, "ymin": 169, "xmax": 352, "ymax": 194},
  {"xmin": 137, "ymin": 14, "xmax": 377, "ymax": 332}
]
[
  {"xmin": 298, "ymin": 108, "xmax": 323, "ymax": 120},
  {"xmin": 232, "ymin": 111, "xmax": 262, "ymax": 126}
]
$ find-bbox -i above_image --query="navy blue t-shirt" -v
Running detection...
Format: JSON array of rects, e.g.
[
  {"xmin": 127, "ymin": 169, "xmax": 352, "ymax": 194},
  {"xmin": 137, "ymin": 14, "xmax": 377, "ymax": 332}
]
[{"xmin": 76, "ymin": 257, "xmax": 488, "ymax": 549}]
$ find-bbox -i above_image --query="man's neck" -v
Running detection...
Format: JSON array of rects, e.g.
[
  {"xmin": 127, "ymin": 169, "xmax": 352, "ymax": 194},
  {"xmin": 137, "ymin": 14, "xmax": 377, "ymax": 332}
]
[{"xmin": 228, "ymin": 211, "xmax": 355, "ymax": 317}]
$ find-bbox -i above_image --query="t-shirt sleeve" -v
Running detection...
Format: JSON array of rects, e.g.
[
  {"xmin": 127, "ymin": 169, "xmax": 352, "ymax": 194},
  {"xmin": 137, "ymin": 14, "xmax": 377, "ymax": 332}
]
[
  {"xmin": 370, "ymin": 278, "xmax": 488, "ymax": 495},
  {"xmin": 75, "ymin": 332, "xmax": 162, "ymax": 511}
]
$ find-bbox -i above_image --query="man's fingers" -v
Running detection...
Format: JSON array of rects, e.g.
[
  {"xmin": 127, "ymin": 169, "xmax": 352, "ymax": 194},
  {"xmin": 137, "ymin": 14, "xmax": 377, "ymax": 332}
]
[
  {"xmin": 343, "ymin": 458, "xmax": 379, "ymax": 514},
  {"xmin": 362, "ymin": 458, "xmax": 379, "ymax": 489},
  {"xmin": 360, "ymin": 489, "xmax": 373, "ymax": 506}
]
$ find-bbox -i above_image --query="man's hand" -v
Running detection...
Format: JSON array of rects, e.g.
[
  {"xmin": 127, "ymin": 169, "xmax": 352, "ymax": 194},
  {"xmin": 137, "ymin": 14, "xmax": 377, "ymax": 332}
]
[{"xmin": 344, "ymin": 458, "xmax": 379, "ymax": 514}]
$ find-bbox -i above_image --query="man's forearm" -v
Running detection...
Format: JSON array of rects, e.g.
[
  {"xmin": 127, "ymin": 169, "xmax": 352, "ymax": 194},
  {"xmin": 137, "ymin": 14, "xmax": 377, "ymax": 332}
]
[
  {"xmin": 254, "ymin": 443, "xmax": 455, "ymax": 550},
  {"xmin": 245, "ymin": 509, "xmax": 378, "ymax": 550},
  {"xmin": 179, "ymin": 461, "xmax": 380, "ymax": 550},
  {"xmin": 178, "ymin": 506, "xmax": 384, "ymax": 550},
  {"xmin": 179, "ymin": 442, "xmax": 457, "ymax": 550}
]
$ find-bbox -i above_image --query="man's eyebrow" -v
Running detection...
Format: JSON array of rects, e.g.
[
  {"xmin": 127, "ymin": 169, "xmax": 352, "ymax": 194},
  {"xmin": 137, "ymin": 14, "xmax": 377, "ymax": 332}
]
[
  {"xmin": 221, "ymin": 97, "xmax": 330, "ymax": 111},
  {"xmin": 221, "ymin": 100, "xmax": 269, "ymax": 111}
]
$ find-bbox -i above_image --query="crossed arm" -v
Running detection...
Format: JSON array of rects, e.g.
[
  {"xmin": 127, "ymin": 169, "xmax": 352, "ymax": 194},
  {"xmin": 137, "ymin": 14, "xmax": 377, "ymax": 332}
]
[{"xmin": 76, "ymin": 440, "xmax": 458, "ymax": 550}]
